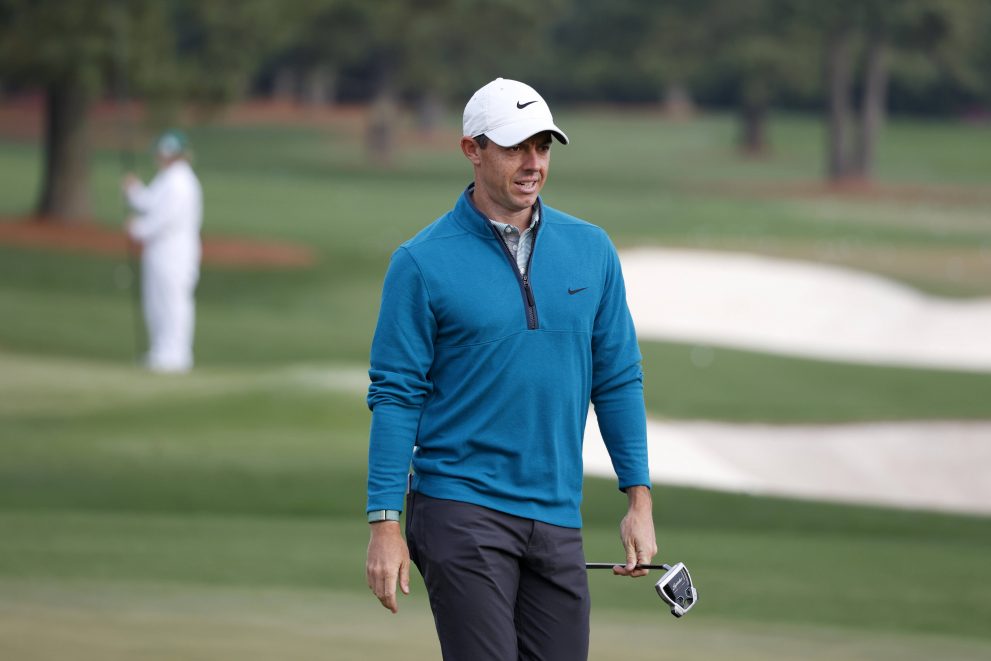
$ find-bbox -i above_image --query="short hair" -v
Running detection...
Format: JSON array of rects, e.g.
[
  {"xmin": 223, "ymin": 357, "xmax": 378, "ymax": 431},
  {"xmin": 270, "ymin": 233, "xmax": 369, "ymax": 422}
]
[{"xmin": 474, "ymin": 134, "xmax": 490, "ymax": 149}]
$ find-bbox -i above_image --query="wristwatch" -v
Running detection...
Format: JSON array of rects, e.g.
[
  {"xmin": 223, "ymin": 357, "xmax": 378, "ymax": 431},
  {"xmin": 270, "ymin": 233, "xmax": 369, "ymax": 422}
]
[{"xmin": 367, "ymin": 509, "xmax": 401, "ymax": 523}]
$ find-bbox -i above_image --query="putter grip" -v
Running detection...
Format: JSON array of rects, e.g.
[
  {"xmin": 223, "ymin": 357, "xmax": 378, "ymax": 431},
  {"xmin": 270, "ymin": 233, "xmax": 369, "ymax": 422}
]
[{"xmin": 585, "ymin": 562, "xmax": 671, "ymax": 570}]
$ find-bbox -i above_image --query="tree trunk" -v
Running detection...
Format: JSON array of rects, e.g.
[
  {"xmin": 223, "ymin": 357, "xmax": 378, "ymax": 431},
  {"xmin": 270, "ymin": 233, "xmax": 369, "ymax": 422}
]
[
  {"xmin": 662, "ymin": 83, "xmax": 694, "ymax": 119},
  {"xmin": 37, "ymin": 78, "xmax": 92, "ymax": 221},
  {"xmin": 739, "ymin": 102, "xmax": 768, "ymax": 156},
  {"xmin": 366, "ymin": 75, "xmax": 399, "ymax": 167},
  {"xmin": 825, "ymin": 27, "xmax": 854, "ymax": 182},
  {"xmin": 738, "ymin": 76, "xmax": 770, "ymax": 156},
  {"xmin": 415, "ymin": 91, "xmax": 444, "ymax": 135},
  {"xmin": 303, "ymin": 66, "xmax": 337, "ymax": 106},
  {"xmin": 272, "ymin": 67, "xmax": 297, "ymax": 103},
  {"xmin": 853, "ymin": 35, "xmax": 888, "ymax": 179}
]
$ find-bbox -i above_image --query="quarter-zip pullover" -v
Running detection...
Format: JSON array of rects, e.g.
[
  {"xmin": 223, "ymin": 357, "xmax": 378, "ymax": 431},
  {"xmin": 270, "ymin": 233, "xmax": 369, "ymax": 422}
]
[{"xmin": 366, "ymin": 185, "xmax": 649, "ymax": 528}]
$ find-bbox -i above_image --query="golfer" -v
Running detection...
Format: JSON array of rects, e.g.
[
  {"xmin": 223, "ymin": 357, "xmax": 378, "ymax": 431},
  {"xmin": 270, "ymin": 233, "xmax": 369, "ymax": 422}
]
[
  {"xmin": 365, "ymin": 78, "xmax": 656, "ymax": 660},
  {"xmin": 122, "ymin": 130, "xmax": 203, "ymax": 373}
]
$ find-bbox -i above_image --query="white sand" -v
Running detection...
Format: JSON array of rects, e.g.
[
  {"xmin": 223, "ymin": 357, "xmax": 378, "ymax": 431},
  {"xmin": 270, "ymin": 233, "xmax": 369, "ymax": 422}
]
[
  {"xmin": 581, "ymin": 248, "xmax": 991, "ymax": 515},
  {"xmin": 583, "ymin": 414, "xmax": 991, "ymax": 515},
  {"xmin": 621, "ymin": 248, "xmax": 991, "ymax": 371}
]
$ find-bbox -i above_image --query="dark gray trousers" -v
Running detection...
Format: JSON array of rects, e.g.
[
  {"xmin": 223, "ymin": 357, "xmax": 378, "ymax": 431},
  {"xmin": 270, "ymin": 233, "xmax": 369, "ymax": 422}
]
[{"xmin": 406, "ymin": 492, "xmax": 590, "ymax": 661}]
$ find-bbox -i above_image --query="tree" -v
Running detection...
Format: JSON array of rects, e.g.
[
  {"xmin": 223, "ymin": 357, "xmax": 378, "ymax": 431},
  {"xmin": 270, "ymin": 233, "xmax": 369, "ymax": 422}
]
[
  {"xmin": 546, "ymin": 0, "xmax": 663, "ymax": 103},
  {"xmin": 819, "ymin": 0, "xmax": 989, "ymax": 183},
  {"xmin": 697, "ymin": 0, "xmax": 820, "ymax": 155},
  {"xmin": 258, "ymin": 0, "xmax": 372, "ymax": 106},
  {"xmin": 259, "ymin": 0, "xmax": 563, "ymax": 165},
  {"xmin": 0, "ymin": 0, "xmax": 294, "ymax": 222},
  {"xmin": 822, "ymin": 7, "xmax": 856, "ymax": 181},
  {"xmin": 631, "ymin": 0, "xmax": 820, "ymax": 154},
  {"xmin": 1, "ymin": 1, "xmax": 141, "ymax": 220}
]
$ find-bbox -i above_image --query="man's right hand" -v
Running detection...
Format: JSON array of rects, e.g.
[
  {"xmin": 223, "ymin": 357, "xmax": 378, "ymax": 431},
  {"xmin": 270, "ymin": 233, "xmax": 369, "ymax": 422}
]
[{"xmin": 365, "ymin": 521, "xmax": 411, "ymax": 613}]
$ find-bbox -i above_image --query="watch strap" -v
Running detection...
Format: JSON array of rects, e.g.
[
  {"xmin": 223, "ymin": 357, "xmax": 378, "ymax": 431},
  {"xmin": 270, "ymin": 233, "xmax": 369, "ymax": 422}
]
[{"xmin": 367, "ymin": 509, "xmax": 401, "ymax": 523}]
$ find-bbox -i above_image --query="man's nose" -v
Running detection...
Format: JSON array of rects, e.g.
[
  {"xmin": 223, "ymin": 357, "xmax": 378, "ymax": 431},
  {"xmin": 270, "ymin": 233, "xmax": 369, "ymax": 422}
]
[{"xmin": 521, "ymin": 147, "xmax": 541, "ymax": 169}]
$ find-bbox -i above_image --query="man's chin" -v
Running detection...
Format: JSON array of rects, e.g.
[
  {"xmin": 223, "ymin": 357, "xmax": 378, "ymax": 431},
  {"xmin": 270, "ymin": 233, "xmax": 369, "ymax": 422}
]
[{"xmin": 512, "ymin": 190, "xmax": 541, "ymax": 208}]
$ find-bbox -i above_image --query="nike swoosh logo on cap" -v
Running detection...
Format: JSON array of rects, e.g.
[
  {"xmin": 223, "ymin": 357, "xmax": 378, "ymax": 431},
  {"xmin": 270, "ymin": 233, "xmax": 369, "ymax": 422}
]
[{"xmin": 516, "ymin": 100, "xmax": 539, "ymax": 109}]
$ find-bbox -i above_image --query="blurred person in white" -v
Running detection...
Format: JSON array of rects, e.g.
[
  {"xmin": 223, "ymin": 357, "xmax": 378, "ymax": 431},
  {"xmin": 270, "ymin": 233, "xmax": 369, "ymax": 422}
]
[{"xmin": 122, "ymin": 130, "xmax": 203, "ymax": 373}]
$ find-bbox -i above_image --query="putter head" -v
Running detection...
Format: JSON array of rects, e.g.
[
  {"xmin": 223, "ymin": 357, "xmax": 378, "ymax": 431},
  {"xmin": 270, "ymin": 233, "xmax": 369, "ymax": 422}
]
[{"xmin": 654, "ymin": 562, "xmax": 698, "ymax": 617}]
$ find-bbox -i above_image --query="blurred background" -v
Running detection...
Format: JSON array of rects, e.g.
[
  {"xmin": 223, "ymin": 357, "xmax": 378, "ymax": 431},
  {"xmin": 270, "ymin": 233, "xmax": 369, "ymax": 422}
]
[{"xmin": 1, "ymin": 1, "xmax": 990, "ymax": 659}]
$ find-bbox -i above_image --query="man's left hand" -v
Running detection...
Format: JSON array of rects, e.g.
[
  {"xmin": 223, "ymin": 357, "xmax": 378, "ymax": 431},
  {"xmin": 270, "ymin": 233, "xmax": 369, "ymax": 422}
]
[{"xmin": 613, "ymin": 485, "xmax": 657, "ymax": 578}]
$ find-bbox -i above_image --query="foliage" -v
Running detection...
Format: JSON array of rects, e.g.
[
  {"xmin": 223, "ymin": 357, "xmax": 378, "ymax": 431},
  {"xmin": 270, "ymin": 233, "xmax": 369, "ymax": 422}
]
[
  {"xmin": 3, "ymin": 0, "xmax": 988, "ymax": 115},
  {"xmin": 260, "ymin": 0, "xmax": 565, "ymax": 104},
  {"xmin": 0, "ymin": 0, "xmax": 304, "ymax": 219},
  {"xmin": 0, "ymin": 0, "xmax": 297, "ymax": 109}
]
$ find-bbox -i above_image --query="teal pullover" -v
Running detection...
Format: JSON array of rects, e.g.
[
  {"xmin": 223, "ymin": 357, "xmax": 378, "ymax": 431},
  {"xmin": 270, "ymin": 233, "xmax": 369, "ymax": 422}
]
[{"xmin": 367, "ymin": 186, "xmax": 649, "ymax": 528}]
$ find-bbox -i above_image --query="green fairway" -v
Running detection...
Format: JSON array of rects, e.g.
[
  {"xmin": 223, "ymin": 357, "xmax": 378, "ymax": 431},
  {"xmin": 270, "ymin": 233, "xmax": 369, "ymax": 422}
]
[
  {"xmin": 1, "ymin": 350, "xmax": 990, "ymax": 660},
  {"xmin": 2, "ymin": 109, "xmax": 990, "ymax": 659},
  {"xmin": 641, "ymin": 341, "xmax": 991, "ymax": 422},
  {"xmin": 3, "ymin": 580, "xmax": 991, "ymax": 661}
]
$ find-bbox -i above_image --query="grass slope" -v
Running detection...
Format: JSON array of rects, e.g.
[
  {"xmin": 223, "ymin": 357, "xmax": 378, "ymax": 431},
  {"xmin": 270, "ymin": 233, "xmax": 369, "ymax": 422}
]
[
  {"xmin": 1, "ymin": 109, "xmax": 990, "ymax": 658},
  {"xmin": 641, "ymin": 341, "xmax": 991, "ymax": 422},
  {"xmin": 1, "ymin": 351, "xmax": 990, "ymax": 661},
  {"xmin": 3, "ymin": 580, "xmax": 991, "ymax": 661}
]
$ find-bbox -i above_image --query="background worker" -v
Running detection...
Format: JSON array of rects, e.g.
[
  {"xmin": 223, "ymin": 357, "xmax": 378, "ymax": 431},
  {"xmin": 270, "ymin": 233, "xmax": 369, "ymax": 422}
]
[
  {"xmin": 365, "ymin": 78, "xmax": 656, "ymax": 660},
  {"xmin": 122, "ymin": 130, "xmax": 203, "ymax": 373}
]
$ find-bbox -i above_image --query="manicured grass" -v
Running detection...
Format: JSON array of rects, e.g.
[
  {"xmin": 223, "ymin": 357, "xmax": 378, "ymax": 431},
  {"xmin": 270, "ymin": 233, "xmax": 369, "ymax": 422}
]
[
  {"xmin": 1, "ymin": 350, "xmax": 990, "ymax": 655},
  {"xmin": 0, "ymin": 352, "xmax": 368, "ymax": 516},
  {"xmin": 3, "ymin": 117, "xmax": 991, "ymax": 416},
  {"xmin": 0, "ymin": 244, "xmax": 379, "ymax": 364},
  {"xmin": 4, "ymin": 580, "xmax": 990, "ymax": 661},
  {"xmin": 641, "ymin": 340, "xmax": 991, "ymax": 422},
  {"xmin": 2, "ymin": 111, "xmax": 991, "ymax": 369},
  {"xmin": 1, "ymin": 109, "xmax": 990, "ymax": 659}
]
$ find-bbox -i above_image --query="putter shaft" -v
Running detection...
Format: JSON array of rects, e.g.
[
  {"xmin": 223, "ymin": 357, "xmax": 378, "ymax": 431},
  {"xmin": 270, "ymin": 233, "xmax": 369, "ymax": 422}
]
[{"xmin": 585, "ymin": 562, "xmax": 671, "ymax": 570}]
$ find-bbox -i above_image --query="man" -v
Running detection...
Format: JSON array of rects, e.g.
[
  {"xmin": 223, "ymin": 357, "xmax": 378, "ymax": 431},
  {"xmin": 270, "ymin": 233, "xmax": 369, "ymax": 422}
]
[
  {"xmin": 365, "ymin": 78, "xmax": 656, "ymax": 660},
  {"xmin": 122, "ymin": 130, "xmax": 203, "ymax": 374}
]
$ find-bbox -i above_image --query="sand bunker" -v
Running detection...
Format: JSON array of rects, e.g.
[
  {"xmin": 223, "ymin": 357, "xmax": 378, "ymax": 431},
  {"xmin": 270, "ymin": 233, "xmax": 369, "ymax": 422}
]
[
  {"xmin": 581, "ymin": 248, "xmax": 991, "ymax": 516},
  {"xmin": 621, "ymin": 248, "xmax": 991, "ymax": 371},
  {"xmin": 584, "ymin": 414, "xmax": 991, "ymax": 515}
]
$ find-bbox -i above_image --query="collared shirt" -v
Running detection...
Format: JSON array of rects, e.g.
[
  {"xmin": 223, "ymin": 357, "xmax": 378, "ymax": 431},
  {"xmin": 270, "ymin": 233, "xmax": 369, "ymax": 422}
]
[{"xmin": 488, "ymin": 208, "xmax": 540, "ymax": 275}]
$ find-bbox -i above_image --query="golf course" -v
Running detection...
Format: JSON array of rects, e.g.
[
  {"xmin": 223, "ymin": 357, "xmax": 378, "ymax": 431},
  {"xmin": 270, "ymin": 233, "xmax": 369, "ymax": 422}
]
[{"xmin": 2, "ymin": 106, "xmax": 991, "ymax": 659}]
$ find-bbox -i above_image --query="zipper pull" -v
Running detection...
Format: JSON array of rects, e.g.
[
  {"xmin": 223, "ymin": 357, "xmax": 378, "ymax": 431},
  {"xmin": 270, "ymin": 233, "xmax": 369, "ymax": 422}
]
[{"xmin": 522, "ymin": 274, "xmax": 535, "ymax": 307}]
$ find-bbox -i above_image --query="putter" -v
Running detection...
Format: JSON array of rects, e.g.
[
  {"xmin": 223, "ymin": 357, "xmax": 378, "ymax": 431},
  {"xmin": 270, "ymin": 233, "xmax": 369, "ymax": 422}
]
[{"xmin": 586, "ymin": 562, "xmax": 699, "ymax": 618}]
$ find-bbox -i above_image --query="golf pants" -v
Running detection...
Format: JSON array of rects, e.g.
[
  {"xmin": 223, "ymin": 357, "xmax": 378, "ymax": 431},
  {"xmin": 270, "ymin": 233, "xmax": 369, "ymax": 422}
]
[
  {"xmin": 142, "ymin": 258, "xmax": 197, "ymax": 373},
  {"xmin": 406, "ymin": 492, "xmax": 590, "ymax": 661}
]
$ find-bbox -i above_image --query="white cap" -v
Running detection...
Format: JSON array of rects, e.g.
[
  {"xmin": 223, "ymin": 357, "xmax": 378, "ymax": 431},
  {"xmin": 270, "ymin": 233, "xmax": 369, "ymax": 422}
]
[{"xmin": 463, "ymin": 78, "xmax": 568, "ymax": 147}]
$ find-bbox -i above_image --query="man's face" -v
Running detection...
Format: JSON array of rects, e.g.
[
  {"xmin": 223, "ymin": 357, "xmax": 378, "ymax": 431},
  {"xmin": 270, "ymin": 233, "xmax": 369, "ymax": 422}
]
[
  {"xmin": 155, "ymin": 152, "xmax": 180, "ymax": 169},
  {"xmin": 469, "ymin": 132, "xmax": 552, "ymax": 221}
]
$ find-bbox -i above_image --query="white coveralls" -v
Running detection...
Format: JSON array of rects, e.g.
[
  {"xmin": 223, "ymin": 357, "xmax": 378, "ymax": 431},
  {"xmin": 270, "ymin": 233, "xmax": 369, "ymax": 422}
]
[{"xmin": 125, "ymin": 159, "xmax": 203, "ymax": 372}]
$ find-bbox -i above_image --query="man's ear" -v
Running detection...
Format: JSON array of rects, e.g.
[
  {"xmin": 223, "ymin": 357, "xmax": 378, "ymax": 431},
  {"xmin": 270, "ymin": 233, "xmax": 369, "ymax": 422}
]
[{"xmin": 461, "ymin": 136, "xmax": 482, "ymax": 166}]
